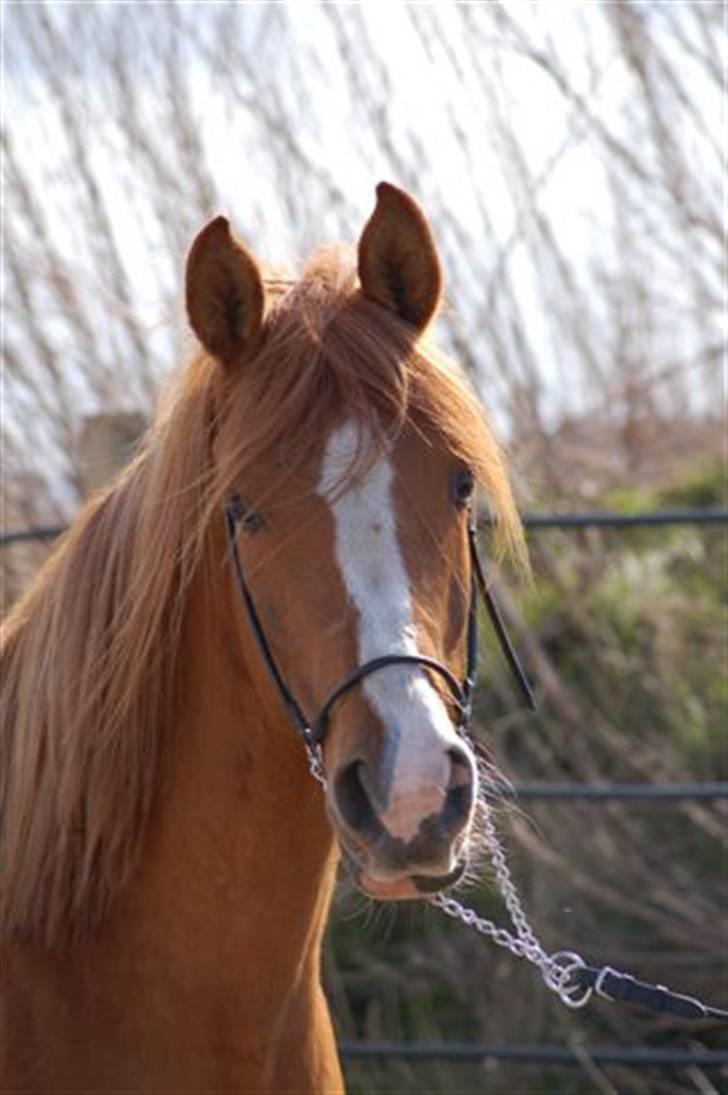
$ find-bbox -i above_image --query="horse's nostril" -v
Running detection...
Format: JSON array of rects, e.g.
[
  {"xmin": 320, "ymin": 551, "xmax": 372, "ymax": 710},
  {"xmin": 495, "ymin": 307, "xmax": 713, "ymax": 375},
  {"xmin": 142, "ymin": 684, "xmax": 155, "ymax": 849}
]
[
  {"xmin": 448, "ymin": 742, "xmax": 473, "ymax": 779},
  {"xmin": 442, "ymin": 745, "xmax": 476, "ymax": 832},
  {"xmin": 334, "ymin": 761, "xmax": 381, "ymax": 836},
  {"xmin": 442, "ymin": 781, "xmax": 474, "ymax": 833}
]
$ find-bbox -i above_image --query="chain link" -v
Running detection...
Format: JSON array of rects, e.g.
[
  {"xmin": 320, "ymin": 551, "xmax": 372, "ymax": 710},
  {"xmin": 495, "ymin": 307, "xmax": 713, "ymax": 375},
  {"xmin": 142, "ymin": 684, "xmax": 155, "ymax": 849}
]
[{"xmin": 305, "ymin": 743, "xmax": 327, "ymax": 787}]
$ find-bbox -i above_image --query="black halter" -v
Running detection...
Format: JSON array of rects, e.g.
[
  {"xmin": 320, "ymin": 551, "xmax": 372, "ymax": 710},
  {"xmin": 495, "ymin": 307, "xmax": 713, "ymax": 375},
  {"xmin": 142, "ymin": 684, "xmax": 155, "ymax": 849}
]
[{"xmin": 224, "ymin": 498, "xmax": 534, "ymax": 750}]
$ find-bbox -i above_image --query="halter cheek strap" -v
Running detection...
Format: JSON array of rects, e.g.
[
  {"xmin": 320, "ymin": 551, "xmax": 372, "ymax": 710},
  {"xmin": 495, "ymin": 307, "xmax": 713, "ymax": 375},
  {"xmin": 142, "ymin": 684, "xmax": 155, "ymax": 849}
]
[
  {"xmin": 467, "ymin": 524, "xmax": 535, "ymax": 711},
  {"xmin": 225, "ymin": 502, "xmax": 312, "ymax": 739},
  {"xmin": 224, "ymin": 498, "xmax": 534, "ymax": 751}
]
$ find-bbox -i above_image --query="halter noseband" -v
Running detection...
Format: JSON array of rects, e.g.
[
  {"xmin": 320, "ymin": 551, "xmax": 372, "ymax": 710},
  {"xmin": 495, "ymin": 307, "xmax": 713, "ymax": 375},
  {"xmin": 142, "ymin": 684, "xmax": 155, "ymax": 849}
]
[{"xmin": 224, "ymin": 498, "xmax": 534, "ymax": 755}]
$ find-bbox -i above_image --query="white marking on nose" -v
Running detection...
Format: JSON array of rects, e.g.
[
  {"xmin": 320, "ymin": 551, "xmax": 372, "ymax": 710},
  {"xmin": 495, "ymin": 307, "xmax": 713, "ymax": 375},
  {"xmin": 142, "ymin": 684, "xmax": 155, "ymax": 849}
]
[{"xmin": 317, "ymin": 421, "xmax": 462, "ymax": 840}]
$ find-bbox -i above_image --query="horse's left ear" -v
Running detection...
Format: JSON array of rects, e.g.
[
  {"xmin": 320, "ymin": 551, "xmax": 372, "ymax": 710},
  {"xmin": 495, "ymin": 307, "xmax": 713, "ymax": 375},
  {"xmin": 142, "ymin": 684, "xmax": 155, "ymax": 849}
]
[
  {"xmin": 185, "ymin": 216, "xmax": 265, "ymax": 365},
  {"xmin": 358, "ymin": 182, "xmax": 443, "ymax": 331}
]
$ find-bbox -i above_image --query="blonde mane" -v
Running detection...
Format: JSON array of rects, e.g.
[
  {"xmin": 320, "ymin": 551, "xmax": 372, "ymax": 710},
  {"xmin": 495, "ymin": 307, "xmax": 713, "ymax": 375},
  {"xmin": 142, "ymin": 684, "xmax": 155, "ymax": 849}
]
[{"xmin": 0, "ymin": 247, "xmax": 525, "ymax": 944}]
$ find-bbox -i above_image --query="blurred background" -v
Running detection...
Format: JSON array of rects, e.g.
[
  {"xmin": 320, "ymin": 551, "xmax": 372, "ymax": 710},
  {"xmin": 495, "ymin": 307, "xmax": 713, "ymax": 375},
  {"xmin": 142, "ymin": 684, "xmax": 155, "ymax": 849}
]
[{"xmin": 2, "ymin": 2, "xmax": 725, "ymax": 1091}]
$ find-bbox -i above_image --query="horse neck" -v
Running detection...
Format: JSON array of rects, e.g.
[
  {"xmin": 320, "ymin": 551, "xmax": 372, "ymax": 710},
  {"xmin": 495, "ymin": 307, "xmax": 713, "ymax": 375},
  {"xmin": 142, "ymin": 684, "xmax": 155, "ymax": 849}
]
[{"xmin": 124, "ymin": 521, "xmax": 338, "ymax": 997}]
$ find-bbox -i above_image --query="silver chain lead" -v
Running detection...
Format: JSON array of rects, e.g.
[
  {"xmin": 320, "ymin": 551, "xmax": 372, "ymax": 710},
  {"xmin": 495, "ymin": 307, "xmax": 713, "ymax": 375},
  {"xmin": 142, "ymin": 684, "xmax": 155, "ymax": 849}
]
[
  {"xmin": 429, "ymin": 803, "xmax": 592, "ymax": 1009},
  {"xmin": 304, "ymin": 745, "xmax": 591, "ymax": 1009}
]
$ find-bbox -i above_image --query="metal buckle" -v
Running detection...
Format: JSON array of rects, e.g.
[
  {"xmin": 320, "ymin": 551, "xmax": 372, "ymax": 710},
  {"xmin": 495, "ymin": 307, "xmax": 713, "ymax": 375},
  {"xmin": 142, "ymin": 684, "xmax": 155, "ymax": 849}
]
[{"xmin": 544, "ymin": 951, "xmax": 593, "ymax": 1009}]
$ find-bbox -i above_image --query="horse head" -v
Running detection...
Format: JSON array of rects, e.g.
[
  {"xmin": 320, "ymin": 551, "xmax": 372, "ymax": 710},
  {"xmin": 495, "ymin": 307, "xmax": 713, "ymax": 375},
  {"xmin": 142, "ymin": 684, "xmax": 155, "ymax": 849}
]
[{"xmin": 184, "ymin": 182, "xmax": 524, "ymax": 902}]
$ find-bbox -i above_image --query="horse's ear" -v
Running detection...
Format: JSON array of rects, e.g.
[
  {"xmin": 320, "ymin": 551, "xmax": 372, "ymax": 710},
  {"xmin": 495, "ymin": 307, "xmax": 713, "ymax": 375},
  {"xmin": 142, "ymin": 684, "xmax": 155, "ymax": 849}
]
[
  {"xmin": 357, "ymin": 182, "xmax": 442, "ymax": 331},
  {"xmin": 185, "ymin": 216, "xmax": 264, "ymax": 364}
]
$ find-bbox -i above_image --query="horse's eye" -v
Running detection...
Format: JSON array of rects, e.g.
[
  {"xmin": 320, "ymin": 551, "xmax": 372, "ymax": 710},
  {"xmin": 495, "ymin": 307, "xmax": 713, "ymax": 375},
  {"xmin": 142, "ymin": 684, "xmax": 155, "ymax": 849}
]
[{"xmin": 451, "ymin": 468, "xmax": 475, "ymax": 510}]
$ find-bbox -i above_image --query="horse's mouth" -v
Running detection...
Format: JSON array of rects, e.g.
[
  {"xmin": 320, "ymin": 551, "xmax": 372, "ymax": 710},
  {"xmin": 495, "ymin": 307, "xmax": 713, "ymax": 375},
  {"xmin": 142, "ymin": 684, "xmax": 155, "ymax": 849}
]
[{"xmin": 343, "ymin": 853, "xmax": 467, "ymax": 901}]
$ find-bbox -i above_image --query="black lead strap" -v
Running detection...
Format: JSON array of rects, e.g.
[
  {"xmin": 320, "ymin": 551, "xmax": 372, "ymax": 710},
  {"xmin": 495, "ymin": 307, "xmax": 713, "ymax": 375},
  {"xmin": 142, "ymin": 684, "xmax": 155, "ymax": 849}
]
[{"xmin": 572, "ymin": 965, "xmax": 728, "ymax": 1022}]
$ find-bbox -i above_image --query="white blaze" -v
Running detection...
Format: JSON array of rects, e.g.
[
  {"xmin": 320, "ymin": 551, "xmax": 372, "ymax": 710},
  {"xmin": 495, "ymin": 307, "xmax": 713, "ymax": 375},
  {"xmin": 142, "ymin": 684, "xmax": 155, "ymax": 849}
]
[{"xmin": 317, "ymin": 421, "xmax": 459, "ymax": 839}]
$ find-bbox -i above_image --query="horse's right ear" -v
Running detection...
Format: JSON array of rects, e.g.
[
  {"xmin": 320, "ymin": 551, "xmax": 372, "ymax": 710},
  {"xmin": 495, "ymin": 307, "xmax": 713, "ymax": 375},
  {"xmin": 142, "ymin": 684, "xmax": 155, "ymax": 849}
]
[{"xmin": 185, "ymin": 217, "xmax": 264, "ymax": 365}]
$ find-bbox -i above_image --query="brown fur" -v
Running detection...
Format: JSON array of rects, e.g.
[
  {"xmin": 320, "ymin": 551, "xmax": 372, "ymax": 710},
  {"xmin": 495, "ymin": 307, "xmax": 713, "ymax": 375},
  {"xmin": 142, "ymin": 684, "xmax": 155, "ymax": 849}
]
[{"xmin": 1, "ymin": 200, "xmax": 524, "ymax": 1090}]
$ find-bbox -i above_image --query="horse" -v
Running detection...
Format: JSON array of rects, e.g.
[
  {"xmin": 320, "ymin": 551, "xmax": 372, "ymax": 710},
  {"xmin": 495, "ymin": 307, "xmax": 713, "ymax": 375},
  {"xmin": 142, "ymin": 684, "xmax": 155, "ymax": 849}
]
[{"xmin": 0, "ymin": 182, "xmax": 525, "ymax": 1092}]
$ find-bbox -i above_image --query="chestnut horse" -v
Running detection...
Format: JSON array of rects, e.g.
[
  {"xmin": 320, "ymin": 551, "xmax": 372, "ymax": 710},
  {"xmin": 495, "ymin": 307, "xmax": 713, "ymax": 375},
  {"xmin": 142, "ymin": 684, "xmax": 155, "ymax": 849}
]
[{"xmin": 1, "ymin": 183, "xmax": 525, "ymax": 1092}]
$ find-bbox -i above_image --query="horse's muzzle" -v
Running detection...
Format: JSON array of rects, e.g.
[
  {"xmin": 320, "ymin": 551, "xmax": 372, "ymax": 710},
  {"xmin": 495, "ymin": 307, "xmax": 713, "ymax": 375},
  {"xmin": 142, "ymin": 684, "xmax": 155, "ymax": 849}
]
[{"xmin": 329, "ymin": 747, "xmax": 476, "ymax": 900}]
